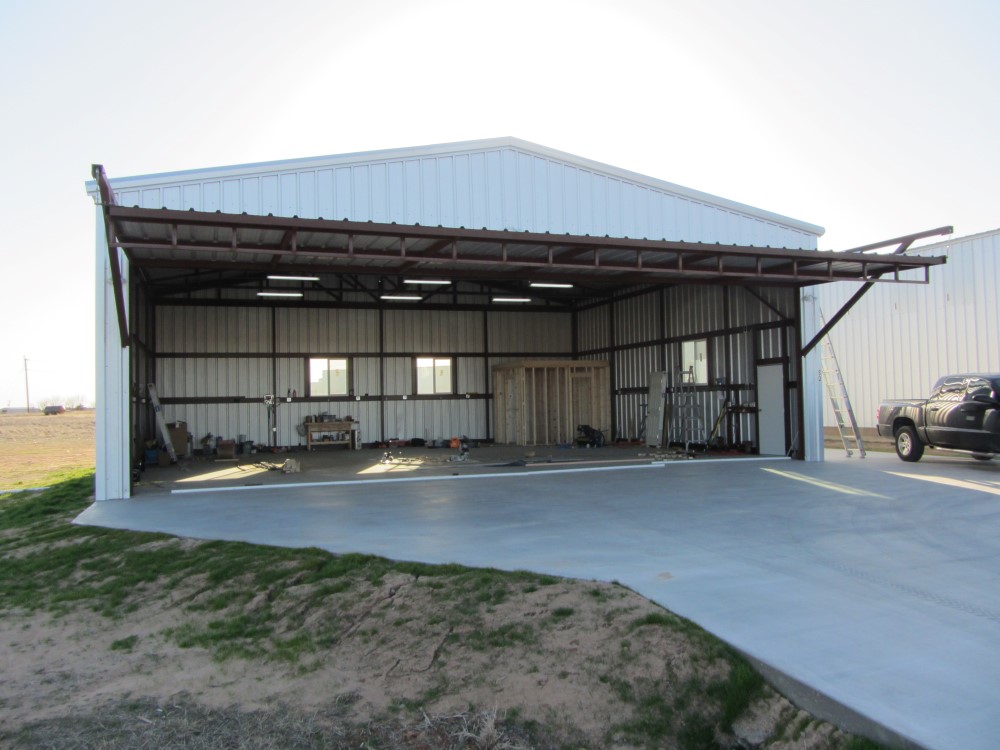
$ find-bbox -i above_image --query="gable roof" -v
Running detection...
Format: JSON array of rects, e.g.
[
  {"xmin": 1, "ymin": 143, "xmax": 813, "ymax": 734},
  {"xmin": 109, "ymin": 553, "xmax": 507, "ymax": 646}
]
[{"xmin": 88, "ymin": 137, "xmax": 824, "ymax": 249}]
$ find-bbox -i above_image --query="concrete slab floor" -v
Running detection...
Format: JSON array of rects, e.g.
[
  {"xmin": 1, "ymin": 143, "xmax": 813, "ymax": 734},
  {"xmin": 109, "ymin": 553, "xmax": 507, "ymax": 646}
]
[{"xmin": 75, "ymin": 450, "xmax": 1000, "ymax": 750}]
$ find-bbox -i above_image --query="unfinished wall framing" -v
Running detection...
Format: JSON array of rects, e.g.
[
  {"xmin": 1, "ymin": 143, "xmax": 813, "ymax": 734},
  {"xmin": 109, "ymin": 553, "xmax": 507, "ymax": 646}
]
[{"xmin": 493, "ymin": 360, "xmax": 611, "ymax": 446}]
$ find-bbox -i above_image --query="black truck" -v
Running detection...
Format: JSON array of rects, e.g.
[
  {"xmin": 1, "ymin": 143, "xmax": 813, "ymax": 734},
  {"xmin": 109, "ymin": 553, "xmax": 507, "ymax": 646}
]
[{"xmin": 877, "ymin": 373, "xmax": 1000, "ymax": 462}]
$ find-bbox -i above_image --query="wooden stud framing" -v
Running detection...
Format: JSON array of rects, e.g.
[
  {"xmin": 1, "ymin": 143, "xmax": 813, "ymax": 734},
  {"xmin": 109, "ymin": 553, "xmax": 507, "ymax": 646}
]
[{"xmin": 492, "ymin": 360, "xmax": 610, "ymax": 446}]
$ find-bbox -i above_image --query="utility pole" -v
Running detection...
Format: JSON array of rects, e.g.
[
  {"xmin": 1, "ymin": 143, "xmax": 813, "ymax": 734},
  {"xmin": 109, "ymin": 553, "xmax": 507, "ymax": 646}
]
[{"xmin": 23, "ymin": 356, "xmax": 29, "ymax": 413}]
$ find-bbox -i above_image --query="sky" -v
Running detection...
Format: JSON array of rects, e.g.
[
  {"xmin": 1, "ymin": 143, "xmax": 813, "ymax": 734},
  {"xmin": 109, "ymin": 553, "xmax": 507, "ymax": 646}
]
[{"xmin": 0, "ymin": 0, "xmax": 997, "ymax": 409}]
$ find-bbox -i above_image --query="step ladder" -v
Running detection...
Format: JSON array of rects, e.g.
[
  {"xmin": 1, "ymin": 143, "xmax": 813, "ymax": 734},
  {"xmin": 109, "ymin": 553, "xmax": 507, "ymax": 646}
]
[
  {"xmin": 673, "ymin": 367, "xmax": 705, "ymax": 454},
  {"xmin": 147, "ymin": 383, "xmax": 178, "ymax": 463},
  {"xmin": 818, "ymin": 321, "xmax": 865, "ymax": 458}
]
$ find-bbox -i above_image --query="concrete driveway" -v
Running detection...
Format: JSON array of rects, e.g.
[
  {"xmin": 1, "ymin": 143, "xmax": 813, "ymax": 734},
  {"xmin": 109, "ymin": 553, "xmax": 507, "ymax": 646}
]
[{"xmin": 75, "ymin": 450, "xmax": 1000, "ymax": 750}]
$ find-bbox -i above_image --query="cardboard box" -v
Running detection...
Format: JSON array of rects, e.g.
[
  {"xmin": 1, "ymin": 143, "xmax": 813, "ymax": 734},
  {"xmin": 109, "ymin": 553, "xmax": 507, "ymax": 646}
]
[
  {"xmin": 167, "ymin": 421, "xmax": 188, "ymax": 456},
  {"xmin": 216, "ymin": 439, "xmax": 236, "ymax": 460}
]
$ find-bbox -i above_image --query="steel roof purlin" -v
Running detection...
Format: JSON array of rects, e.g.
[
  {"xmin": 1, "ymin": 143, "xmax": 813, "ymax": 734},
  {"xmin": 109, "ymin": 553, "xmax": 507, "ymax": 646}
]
[
  {"xmin": 101, "ymin": 204, "xmax": 948, "ymax": 291},
  {"xmin": 91, "ymin": 164, "xmax": 950, "ymax": 319}
]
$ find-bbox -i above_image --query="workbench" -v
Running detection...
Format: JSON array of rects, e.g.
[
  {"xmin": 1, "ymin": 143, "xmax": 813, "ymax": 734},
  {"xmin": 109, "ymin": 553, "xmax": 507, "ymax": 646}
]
[{"xmin": 305, "ymin": 420, "xmax": 360, "ymax": 451}]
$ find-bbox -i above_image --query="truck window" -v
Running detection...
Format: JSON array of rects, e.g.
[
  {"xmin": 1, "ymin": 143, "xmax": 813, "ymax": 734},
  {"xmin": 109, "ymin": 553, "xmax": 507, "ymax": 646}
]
[
  {"xmin": 931, "ymin": 377, "xmax": 964, "ymax": 401},
  {"xmin": 964, "ymin": 377, "xmax": 995, "ymax": 401}
]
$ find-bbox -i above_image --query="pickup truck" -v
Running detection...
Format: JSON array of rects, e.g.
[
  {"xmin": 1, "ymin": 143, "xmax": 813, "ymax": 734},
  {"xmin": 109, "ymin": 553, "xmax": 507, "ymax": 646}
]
[{"xmin": 877, "ymin": 373, "xmax": 1000, "ymax": 461}]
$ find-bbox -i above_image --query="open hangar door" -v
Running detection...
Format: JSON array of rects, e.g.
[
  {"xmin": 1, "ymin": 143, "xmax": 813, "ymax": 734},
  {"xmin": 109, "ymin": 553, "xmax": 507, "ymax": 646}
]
[{"xmin": 89, "ymin": 142, "xmax": 948, "ymax": 499}]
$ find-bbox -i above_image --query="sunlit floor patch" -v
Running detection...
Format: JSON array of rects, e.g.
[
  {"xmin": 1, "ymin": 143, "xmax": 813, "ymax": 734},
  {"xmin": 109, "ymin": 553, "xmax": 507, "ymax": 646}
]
[
  {"xmin": 885, "ymin": 472, "xmax": 1000, "ymax": 497},
  {"xmin": 359, "ymin": 458, "xmax": 425, "ymax": 474},
  {"xmin": 175, "ymin": 463, "xmax": 271, "ymax": 483},
  {"xmin": 762, "ymin": 468, "xmax": 888, "ymax": 498}
]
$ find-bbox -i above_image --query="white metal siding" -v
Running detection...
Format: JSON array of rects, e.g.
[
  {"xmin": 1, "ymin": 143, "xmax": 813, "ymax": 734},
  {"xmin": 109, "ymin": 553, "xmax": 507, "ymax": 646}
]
[
  {"xmin": 616, "ymin": 294, "xmax": 661, "ymax": 346},
  {"xmin": 384, "ymin": 310, "xmax": 484, "ymax": 353},
  {"xmin": 157, "ymin": 307, "xmax": 272, "ymax": 353},
  {"xmin": 814, "ymin": 229, "xmax": 1000, "ymax": 429},
  {"xmin": 576, "ymin": 307, "xmax": 609, "ymax": 352},
  {"xmin": 383, "ymin": 399, "xmax": 486, "ymax": 443},
  {"xmin": 95, "ymin": 210, "xmax": 130, "ymax": 501},
  {"xmin": 487, "ymin": 311, "xmax": 572, "ymax": 353},
  {"xmin": 105, "ymin": 140, "xmax": 819, "ymax": 249},
  {"xmin": 664, "ymin": 286, "xmax": 726, "ymax": 339},
  {"xmin": 157, "ymin": 357, "xmax": 272, "ymax": 398},
  {"xmin": 277, "ymin": 308, "xmax": 380, "ymax": 353}
]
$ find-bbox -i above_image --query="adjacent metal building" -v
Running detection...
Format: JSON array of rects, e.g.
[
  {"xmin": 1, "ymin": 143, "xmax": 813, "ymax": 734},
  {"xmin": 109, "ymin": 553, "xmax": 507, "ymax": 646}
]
[
  {"xmin": 87, "ymin": 137, "xmax": 947, "ymax": 501},
  {"xmin": 815, "ymin": 228, "xmax": 1000, "ymax": 428}
]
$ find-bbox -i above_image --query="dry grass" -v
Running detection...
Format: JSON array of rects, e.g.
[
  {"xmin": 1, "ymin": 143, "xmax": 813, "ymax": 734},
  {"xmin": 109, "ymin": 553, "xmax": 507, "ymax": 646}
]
[
  {"xmin": 8, "ymin": 695, "xmax": 539, "ymax": 750},
  {"xmin": 0, "ymin": 411, "xmax": 95, "ymax": 488}
]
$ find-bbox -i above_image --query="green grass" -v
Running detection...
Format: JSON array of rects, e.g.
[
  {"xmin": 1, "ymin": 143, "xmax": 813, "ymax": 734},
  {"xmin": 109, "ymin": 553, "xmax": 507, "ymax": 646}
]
[
  {"xmin": 461, "ymin": 621, "xmax": 537, "ymax": 651},
  {"xmin": 110, "ymin": 635, "xmax": 139, "ymax": 652}
]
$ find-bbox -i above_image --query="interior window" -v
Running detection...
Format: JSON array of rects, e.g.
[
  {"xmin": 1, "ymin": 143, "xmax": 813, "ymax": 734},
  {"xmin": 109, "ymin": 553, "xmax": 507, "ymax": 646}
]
[
  {"xmin": 309, "ymin": 357, "xmax": 349, "ymax": 396},
  {"xmin": 416, "ymin": 357, "xmax": 453, "ymax": 395},
  {"xmin": 680, "ymin": 339, "xmax": 708, "ymax": 385}
]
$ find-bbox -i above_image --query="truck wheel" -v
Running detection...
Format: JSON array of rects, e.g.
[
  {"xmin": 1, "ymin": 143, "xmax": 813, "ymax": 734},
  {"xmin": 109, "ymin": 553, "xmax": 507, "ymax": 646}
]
[
  {"xmin": 971, "ymin": 453, "xmax": 995, "ymax": 461},
  {"xmin": 895, "ymin": 426, "xmax": 924, "ymax": 462}
]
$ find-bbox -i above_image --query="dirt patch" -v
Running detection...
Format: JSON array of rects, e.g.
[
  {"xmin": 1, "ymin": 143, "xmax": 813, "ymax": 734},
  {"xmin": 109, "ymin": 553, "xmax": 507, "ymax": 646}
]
[
  {"xmin": 0, "ymin": 411, "xmax": 95, "ymax": 488},
  {"xmin": 0, "ymin": 568, "xmax": 857, "ymax": 749}
]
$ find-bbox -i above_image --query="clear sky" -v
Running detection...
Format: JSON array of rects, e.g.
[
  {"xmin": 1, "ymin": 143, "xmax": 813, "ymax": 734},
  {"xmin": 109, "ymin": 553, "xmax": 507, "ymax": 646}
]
[{"xmin": 0, "ymin": 0, "xmax": 996, "ymax": 408}]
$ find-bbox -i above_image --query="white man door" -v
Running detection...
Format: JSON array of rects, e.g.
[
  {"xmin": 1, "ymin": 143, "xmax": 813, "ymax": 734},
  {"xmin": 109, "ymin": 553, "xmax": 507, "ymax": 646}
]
[{"xmin": 756, "ymin": 363, "xmax": 786, "ymax": 456}]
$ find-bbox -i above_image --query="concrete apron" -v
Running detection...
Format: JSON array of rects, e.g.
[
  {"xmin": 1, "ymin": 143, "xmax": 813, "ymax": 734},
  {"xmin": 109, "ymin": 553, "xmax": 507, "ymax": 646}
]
[{"xmin": 75, "ymin": 451, "xmax": 1000, "ymax": 750}]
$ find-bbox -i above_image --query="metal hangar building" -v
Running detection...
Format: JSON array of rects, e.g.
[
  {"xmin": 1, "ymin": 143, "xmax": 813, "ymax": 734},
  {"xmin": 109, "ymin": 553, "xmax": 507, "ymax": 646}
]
[{"xmin": 86, "ymin": 137, "xmax": 945, "ymax": 501}]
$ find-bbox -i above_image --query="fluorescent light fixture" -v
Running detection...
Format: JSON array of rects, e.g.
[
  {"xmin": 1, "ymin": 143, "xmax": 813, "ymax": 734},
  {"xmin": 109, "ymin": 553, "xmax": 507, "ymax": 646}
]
[
  {"xmin": 529, "ymin": 282, "xmax": 574, "ymax": 288},
  {"xmin": 404, "ymin": 279, "xmax": 451, "ymax": 285},
  {"xmin": 380, "ymin": 294, "xmax": 422, "ymax": 301},
  {"xmin": 267, "ymin": 274, "xmax": 319, "ymax": 282},
  {"xmin": 257, "ymin": 291, "xmax": 303, "ymax": 298},
  {"xmin": 492, "ymin": 296, "xmax": 531, "ymax": 303}
]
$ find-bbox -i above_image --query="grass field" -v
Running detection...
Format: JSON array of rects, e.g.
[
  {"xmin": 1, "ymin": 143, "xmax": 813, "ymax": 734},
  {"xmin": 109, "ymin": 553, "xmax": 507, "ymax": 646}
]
[{"xmin": 0, "ymin": 411, "xmax": 95, "ymax": 489}]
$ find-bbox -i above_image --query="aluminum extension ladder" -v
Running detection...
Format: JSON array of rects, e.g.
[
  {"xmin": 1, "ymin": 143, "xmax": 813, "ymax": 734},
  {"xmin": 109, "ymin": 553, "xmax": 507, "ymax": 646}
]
[
  {"xmin": 147, "ymin": 383, "xmax": 178, "ymax": 463},
  {"xmin": 673, "ymin": 367, "xmax": 704, "ymax": 454},
  {"xmin": 818, "ymin": 326, "xmax": 865, "ymax": 458}
]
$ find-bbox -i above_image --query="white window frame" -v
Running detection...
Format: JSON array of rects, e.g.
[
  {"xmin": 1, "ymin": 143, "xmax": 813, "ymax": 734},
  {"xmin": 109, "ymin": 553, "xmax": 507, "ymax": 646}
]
[
  {"xmin": 416, "ymin": 357, "xmax": 453, "ymax": 395},
  {"xmin": 680, "ymin": 339, "xmax": 709, "ymax": 385},
  {"xmin": 308, "ymin": 357, "xmax": 350, "ymax": 397}
]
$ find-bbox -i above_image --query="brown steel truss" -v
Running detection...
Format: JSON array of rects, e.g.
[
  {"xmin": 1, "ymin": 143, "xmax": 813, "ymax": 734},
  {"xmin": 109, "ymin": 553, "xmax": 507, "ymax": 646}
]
[{"xmin": 92, "ymin": 165, "xmax": 950, "ymax": 349}]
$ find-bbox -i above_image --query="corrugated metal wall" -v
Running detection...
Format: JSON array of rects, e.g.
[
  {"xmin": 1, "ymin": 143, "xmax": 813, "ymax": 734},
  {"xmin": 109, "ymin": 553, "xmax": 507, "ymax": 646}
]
[
  {"xmin": 488, "ymin": 311, "xmax": 572, "ymax": 353},
  {"xmin": 575, "ymin": 285, "xmax": 799, "ymax": 448},
  {"xmin": 814, "ymin": 229, "xmax": 1000, "ymax": 429},
  {"xmin": 110, "ymin": 141, "xmax": 817, "ymax": 250},
  {"xmin": 153, "ymin": 304, "xmax": 572, "ymax": 447},
  {"xmin": 150, "ymin": 284, "xmax": 800, "ymax": 451}
]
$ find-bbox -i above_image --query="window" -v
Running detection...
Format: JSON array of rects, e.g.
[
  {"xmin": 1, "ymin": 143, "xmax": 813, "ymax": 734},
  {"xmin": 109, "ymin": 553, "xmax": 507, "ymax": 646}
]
[
  {"xmin": 309, "ymin": 357, "xmax": 349, "ymax": 397},
  {"xmin": 416, "ymin": 357, "xmax": 453, "ymax": 395},
  {"xmin": 931, "ymin": 376, "xmax": 964, "ymax": 402},
  {"xmin": 680, "ymin": 339, "xmax": 708, "ymax": 385},
  {"xmin": 965, "ymin": 377, "xmax": 996, "ymax": 401}
]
